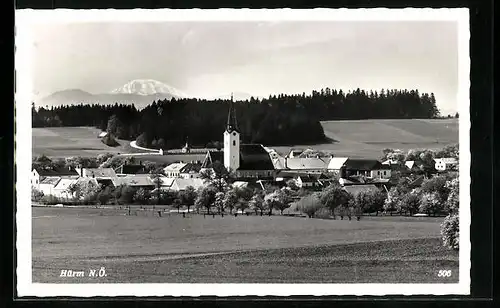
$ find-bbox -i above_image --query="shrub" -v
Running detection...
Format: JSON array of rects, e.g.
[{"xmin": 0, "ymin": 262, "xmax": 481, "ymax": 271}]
[
  {"xmin": 441, "ymin": 213, "xmax": 459, "ymax": 250},
  {"xmin": 101, "ymin": 134, "xmax": 120, "ymax": 147},
  {"xmin": 314, "ymin": 207, "xmax": 332, "ymax": 219},
  {"xmin": 41, "ymin": 194, "xmax": 60, "ymax": 205},
  {"xmin": 419, "ymin": 192, "xmax": 443, "ymax": 216},
  {"xmin": 31, "ymin": 188, "xmax": 44, "ymax": 202},
  {"xmin": 295, "ymin": 193, "xmax": 323, "ymax": 218}
]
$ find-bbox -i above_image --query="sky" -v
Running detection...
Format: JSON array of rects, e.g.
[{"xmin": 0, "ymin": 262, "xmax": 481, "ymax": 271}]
[{"xmin": 30, "ymin": 21, "xmax": 459, "ymax": 114}]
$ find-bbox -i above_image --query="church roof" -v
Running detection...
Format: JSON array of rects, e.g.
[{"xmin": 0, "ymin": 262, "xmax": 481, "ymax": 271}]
[
  {"xmin": 239, "ymin": 144, "xmax": 275, "ymax": 171},
  {"xmin": 201, "ymin": 145, "xmax": 275, "ymax": 171}
]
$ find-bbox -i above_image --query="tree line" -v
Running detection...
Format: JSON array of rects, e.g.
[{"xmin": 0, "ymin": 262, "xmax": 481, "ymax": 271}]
[{"xmin": 32, "ymin": 87, "xmax": 442, "ymax": 149}]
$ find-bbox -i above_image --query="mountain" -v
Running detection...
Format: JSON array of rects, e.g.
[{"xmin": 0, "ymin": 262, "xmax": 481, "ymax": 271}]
[
  {"xmin": 111, "ymin": 79, "xmax": 189, "ymax": 97},
  {"xmin": 37, "ymin": 80, "xmax": 189, "ymax": 109}
]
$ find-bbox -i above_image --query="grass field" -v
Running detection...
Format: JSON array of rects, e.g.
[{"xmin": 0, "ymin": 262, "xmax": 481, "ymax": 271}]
[
  {"xmin": 275, "ymin": 119, "xmax": 459, "ymax": 158},
  {"xmin": 32, "ymin": 119, "xmax": 458, "ymax": 160},
  {"xmin": 32, "ymin": 127, "xmax": 134, "ymax": 158},
  {"xmin": 32, "ymin": 207, "xmax": 458, "ymax": 283}
]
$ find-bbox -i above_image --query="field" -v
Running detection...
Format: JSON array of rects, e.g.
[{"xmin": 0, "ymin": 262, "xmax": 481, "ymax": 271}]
[
  {"xmin": 32, "ymin": 119, "xmax": 458, "ymax": 160},
  {"xmin": 32, "ymin": 207, "xmax": 459, "ymax": 283},
  {"xmin": 32, "ymin": 127, "xmax": 133, "ymax": 158},
  {"xmin": 275, "ymin": 119, "xmax": 459, "ymax": 158}
]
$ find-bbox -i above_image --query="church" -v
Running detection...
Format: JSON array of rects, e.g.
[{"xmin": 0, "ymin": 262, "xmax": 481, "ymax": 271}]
[{"xmin": 201, "ymin": 95, "xmax": 276, "ymax": 180}]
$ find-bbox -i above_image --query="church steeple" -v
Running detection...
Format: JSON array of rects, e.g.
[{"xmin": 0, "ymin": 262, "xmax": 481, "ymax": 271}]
[{"xmin": 226, "ymin": 92, "xmax": 239, "ymax": 133}]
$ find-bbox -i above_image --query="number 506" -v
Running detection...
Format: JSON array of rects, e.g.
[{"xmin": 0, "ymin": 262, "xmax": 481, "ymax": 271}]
[{"xmin": 438, "ymin": 270, "xmax": 452, "ymax": 277}]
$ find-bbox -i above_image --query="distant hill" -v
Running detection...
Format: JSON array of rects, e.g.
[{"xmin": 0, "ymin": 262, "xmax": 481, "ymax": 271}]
[
  {"xmin": 38, "ymin": 79, "xmax": 189, "ymax": 109},
  {"xmin": 272, "ymin": 119, "xmax": 459, "ymax": 159}
]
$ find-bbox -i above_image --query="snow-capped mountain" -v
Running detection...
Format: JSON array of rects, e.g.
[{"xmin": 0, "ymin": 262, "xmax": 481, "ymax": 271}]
[
  {"xmin": 37, "ymin": 80, "xmax": 190, "ymax": 109},
  {"xmin": 111, "ymin": 79, "xmax": 188, "ymax": 98}
]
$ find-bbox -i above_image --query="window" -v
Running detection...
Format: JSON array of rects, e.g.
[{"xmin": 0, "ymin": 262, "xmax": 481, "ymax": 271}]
[
  {"xmin": 383, "ymin": 171, "xmax": 386, "ymax": 176},
  {"xmin": 233, "ymin": 132, "xmax": 237, "ymax": 136},
  {"xmin": 233, "ymin": 140, "xmax": 236, "ymax": 146}
]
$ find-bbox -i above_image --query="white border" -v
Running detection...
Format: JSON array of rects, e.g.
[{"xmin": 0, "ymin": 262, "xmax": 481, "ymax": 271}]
[{"xmin": 15, "ymin": 8, "xmax": 471, "ymax": 297}]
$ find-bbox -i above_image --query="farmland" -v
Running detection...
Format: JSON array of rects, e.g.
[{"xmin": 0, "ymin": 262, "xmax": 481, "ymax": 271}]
[
  {"xmin": 32, "ymin": 118, "xmax": 458, "ymax": 160},
  {"xmin": 276, "ymin": 118, "xmax": 459, "ymax": 159},
  {"xmin": 32, "ymin": 207, "xmax": 458, "ymax": 283}
]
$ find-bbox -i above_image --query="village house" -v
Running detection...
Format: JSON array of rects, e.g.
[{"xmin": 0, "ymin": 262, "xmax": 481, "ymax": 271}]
[
  {"xmin": 283, "ymin": 156, "xmax": 331, "ymax": 174},
  {"xmin": 163, "ymin": 162, "xmax": 187, "ymax": 178},
  {"xmin": 178, "ymin": 161, "xmax": 202, "ymax": 179},
  {"xmin": 76, "ymin": 167, "xmax": 117, "ymax": 188},
  {"xmin": 31, "ymin": 166, "xmax": 80, "ymax": 190},
  {"xmin": 338, "ymin": 158, "xmax": 392, "ymax": 179},
  {"xmin": 434, "ymin": 157, "xmax": 458, "ymax": 172},
  {"xmin": 112, "ymin": 175, "xmax": 155, "ymax": 190}
]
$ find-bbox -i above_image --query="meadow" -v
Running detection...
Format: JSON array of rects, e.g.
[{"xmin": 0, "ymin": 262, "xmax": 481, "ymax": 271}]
[
  {"xmin": 275, "ymin": 118, "xmax": 459, "ymax": 158},
  {"xmin": 32, "ymin": 118, "xmax": 458, "ymax": 160},
  {"xmin": 32, "ymin": 206, "xmax": 458, "ymax": 283}
]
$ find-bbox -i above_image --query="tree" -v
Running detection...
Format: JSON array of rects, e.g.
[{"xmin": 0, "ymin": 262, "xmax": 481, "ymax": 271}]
[
  {"xmin": 173, "ymin": 198, "xmax": 182, "ymax": 213},
  {"xmin": 352, "ymin": 189, "xmax": 386, "ymax": 216},
  {"xmin": 31, "ymin": 188, "xmax": 44, "ymax": 202},
  {"xmin": 102, "ymin": 133, "xmax": 120, "ymax": 147},
  {"xmin": 441, "ymin": 177, "xmax": 459, "ymax": 250},
  {"xmin": 199, "ymin": 161, "xmax": 231, "ymax": 192},
  {"xmin": 264, "ymin": 188, "xmax": 293, "ymax": 215},
  {"xmin": 194, "ymin": 186, "xmax": 217, "ymax": 214},
  {"xmin": 214, "ymin": 192, "xmax": 225, "ymax": 214},
  {"xmin": 249, "ymin": 193, "xmax": 265, "ymax": 215},
  {"xmin": 136, "ymin": 132, "xmax": 148, "ymax": 147},
  {"xmin": 179, "ymin": 186, "xmax": 197, "ymax": 213},
  {"xmin": 97, "ymin": 187, "xmax": 113, "ymax": 205},
  {"xmin": 419, "ymin": 192, "xmax": 443, "ymax": 216},
  {"xmin": 397, "ymin": 188, "xmax": 422, "ymax": 216},
  {"xmin": 118, "ymin": 185, "xmax": 137, "ymax": 205},
  {"xmin": 223, "ymin": 189, "xmax": 239, "ymax": 214},
  {"xmin": 295, "ymin": 193, "xmax": 323, "ymax": 218},
  {"xmin": 319, "ymin": 182, "xmax": 351, "ymax": 218},
  {"xmin": 286, "ymin": 179, "xmax": 300, "ymax": 191},
  {"xmin": 133, "ymin": 187, "xmax": 150, "ymax": 205},
  {"xmin": 157, "ymin": 138, "xmax": 166, "ymax": 149},
  {"xmin": 421, "ymin": 175, "xmax": 452, "ymax": 204},
  {"xmin": 150, "ymin": 167, "xmax": 164, "ymax": 207}
]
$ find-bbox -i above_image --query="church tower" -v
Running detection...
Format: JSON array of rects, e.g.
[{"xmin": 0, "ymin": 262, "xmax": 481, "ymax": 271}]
[{"xmin": 224, "ymin": 93, "xmax": 240, "ymax": 171}]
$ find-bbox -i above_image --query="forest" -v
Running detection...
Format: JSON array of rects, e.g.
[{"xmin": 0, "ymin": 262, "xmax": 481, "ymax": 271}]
[{"xmin": 32, "ymin": 88, "xmax": 441, "ymax": 149}]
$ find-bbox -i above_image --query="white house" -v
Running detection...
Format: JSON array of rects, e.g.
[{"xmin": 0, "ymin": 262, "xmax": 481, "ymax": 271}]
[
  {"xmin": 434, "ymin": 157, "xmax": 458, "ymax": 171},
  {"xmin": 31, "ymin": 166, "xmax": 80, "ymax": 190},
  {"xmin": 98, "ymin": 131, "xmax": 108, "ymax": 138},
  {"xmin": 327, "ymin": 157, "xmax": 349, "ymax": 173},
  {"xmin": 163, "ymin": 162, "xmax": 187, "ymax": 178},
  {"xmin": 77, "ymin": 167, "xmax": 116, "ymax": 179}
]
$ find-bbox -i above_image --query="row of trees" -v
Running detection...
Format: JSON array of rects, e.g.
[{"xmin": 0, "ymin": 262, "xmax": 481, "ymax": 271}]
[
  {"xmin": 381, "ymin": 144, "xmax": 459, "ymax": 164},
  {"xmin": 32, "ymin": 87, "xmax": 442, "ymax": 148}
]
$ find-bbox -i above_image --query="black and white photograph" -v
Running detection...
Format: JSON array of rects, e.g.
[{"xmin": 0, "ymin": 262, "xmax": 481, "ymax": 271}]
[{"xmin": 15, "ymin": 8, "xmax": 470, "ymax": 296}]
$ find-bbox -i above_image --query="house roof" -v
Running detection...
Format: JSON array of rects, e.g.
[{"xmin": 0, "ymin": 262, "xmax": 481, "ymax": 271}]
[
  {"xmin": 201, "ymin": 151, "xmax": 224, "ymax": 168},
  {"xmin": 343, "ymin": 159, "xmax": 390, "ymax": 170},
  {"xmin": 232, "ymin": 181, "xmax": 249, "ymax": 188},
  {"xmin": 343, "ymin": 184, "xmax": 380, "ymax": 196},
  {"xmin": 40, "ymin": 176, "xmax": 61, "ymax": 186},
  {"xmin": 113, "ymin": 175, "xmax": 155, "ymax": 187},
  {"xmin": 158, "ymin": 177, "xmax": 176, "ymax": 187},
  {"xmin": 116, "ymin": 164, "xmax": 147, "ymax": 174},
  {"xmin": 286, "ymin": 157, "xmax": 331, "ymax": 170},
  {"xmin": 54, "ymin": 178, "xmax": 76, "ymax": 190},
  {"xmin": 164, "ymin": 162, "xmax": 188, "ymax": 173},
  {"xmin": 239, "ymin": 144, "xmax": 275, "ymax": 171},
  {"xmin": 82, "ymin": 168, "xmax": 116, "ymax": 178},
  {"xmin": 173, "ymin": 178, "xmax": 205, "ymax": 191},
  {"xmin": 179, "ymin": 162, "xmax": 202, "ymax": 174},
  {"xmin": 327, "ymin": 157, "xmax": 349, "ymax": 170},
  {"xmin": 271, "ymin": 156, "xmax": 287, "ymax": 169},
  {"xmin": 34, "ymin": 166, "xmax": 79, "ymax": 177},
  {"xmin": 434, "ymin": 157, "xmax": 458, "ymax": 164},
  {"xmin": 98, "ymin": 131, "xmax": 108, "ymax": 137}
]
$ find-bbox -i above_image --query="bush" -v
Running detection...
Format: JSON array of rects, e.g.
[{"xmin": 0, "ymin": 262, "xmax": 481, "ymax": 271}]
[
  {"xmin": 314, "ymin": 207, "xmax": 332, "ymax": 219},
  {"xmin": 441, "ymin": 213, "xmax": 459, "ymax": 250},
  {"xmin": 295, "ymin": 193, "xmax": 323, "ymax": 218},
  {"xmin": 41, "ymin": 194, "xmax": 60, "ymax": 205},
  {"xmin": 31, "ymin": 188, "xmax": 44, "ymax": 202},
  {"xmin": 101, "ymin": 134, "xmax": 120, "ymax": 147}
]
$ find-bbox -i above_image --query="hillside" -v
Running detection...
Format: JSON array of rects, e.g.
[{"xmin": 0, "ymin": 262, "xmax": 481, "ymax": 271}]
[
  {"xmin": 32, "ymin": 119, "xmax": 459, "ymax": 160},
  {"xmin": 273, "ymin": 119, "xmax": 459, "ymax": 159}
]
